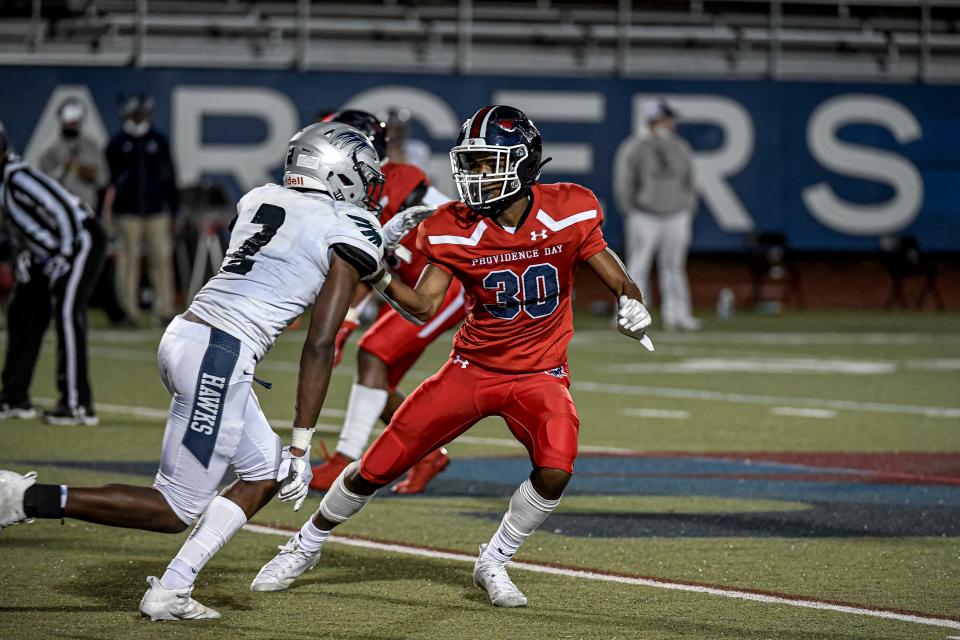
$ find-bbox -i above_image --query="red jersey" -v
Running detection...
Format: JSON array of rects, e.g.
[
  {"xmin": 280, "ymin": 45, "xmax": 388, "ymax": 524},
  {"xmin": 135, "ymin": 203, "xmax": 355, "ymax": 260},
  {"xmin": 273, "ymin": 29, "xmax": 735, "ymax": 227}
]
[
  {"xmin": 380, "ymin": 161, "xmax": 431, "ymax": 286},
  {"xmin": 416, "ymin": 182, "xmax": 608, "ymax": 373}
]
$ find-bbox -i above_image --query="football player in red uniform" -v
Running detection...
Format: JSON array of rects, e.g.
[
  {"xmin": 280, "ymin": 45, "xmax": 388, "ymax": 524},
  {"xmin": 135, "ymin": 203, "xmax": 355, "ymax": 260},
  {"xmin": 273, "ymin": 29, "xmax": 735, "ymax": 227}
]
[
  {"xmin": 312, "ymin": 110, "xmax": 463, "ymax": 493},
  {"xmin": 252, "ymin": 106, "xmax": 653, "ymax": 606}
]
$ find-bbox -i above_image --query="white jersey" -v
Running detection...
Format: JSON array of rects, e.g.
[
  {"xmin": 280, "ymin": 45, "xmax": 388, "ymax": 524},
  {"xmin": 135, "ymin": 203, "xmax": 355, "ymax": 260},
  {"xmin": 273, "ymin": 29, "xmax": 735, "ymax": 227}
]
[{"xmin": 190, "ymin": 184, "xmax": 383, "ymax": 360}]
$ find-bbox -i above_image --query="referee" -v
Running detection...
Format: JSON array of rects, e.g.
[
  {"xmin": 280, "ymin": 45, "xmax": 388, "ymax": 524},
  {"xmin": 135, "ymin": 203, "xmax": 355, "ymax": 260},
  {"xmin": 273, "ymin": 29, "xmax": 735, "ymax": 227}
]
[{"xmin": 0, "ymin": 121, "xmax": 106, "ymax": 425}]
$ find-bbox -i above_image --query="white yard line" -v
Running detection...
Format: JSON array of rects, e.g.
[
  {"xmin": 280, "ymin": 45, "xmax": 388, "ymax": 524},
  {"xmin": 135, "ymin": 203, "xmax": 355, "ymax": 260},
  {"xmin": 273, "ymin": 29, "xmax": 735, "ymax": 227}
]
[
  {"xmin": 906, "ymin": 359, "xmax": 960, "ymax": 371},
  {"xmin": 243, "ymin": 522, "xmax": 960, "ymax": 631},
  {"xmin": 572, "ymin": 330, "xmax": 960, "ymax": 346},
  {"xmin": 33, "ymin": 397, "xmax": 638, "ymax": 454},
  {"xmin": 601, "ymin": 357, "xmax": 896, "ymax": 375},
  {"xmin": 771, "ymin": 407, "xmax": 838, "ymax": 419},
  {"xmin": 621, "ymin": 408, "xmax": 691, "ymax": 420},
  {"xmin": 572, "ymin": 381, "xmax": 960, "ymax": 419},
  {"xmin": 34, "ymin": 397, "xmax": 345, "ymax": 425},
  {"xmin": 84, "ymin": 346, "xmax": 960, "ymax": 419}
]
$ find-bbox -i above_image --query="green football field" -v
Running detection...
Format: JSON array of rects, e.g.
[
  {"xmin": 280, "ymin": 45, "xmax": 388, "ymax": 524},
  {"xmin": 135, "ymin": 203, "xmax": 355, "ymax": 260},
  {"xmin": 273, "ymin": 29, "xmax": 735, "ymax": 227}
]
[{"xmin": 1, "ymin": 310, "xmax": 958, "ymax": 639}]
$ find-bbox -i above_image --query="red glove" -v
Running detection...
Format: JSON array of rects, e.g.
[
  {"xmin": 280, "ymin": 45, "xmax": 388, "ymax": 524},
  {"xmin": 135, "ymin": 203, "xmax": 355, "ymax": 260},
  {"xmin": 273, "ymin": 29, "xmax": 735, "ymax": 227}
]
[{"xmin": 333, "ymin": 319, "xmax": 359, "ymax": 367}]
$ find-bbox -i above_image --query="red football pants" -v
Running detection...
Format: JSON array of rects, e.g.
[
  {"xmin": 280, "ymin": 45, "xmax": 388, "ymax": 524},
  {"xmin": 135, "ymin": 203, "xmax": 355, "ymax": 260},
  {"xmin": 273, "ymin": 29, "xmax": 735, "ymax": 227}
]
[{"xmin": 360, "ymin": 355, "xmax": 580, "ymax": 485}]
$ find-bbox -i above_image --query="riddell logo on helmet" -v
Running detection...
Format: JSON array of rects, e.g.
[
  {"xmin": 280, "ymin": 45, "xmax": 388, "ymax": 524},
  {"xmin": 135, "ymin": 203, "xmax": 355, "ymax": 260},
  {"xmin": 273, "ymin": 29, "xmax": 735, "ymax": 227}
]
[{"xmin": 284, "ymin": 175, "xmax": 304, "ymax": 187}]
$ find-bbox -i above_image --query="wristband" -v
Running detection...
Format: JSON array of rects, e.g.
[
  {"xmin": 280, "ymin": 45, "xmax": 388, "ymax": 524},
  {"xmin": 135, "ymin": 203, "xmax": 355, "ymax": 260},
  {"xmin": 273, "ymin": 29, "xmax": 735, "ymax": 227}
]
[
  {"xmin": 344, "ymin": 306, "xmax": 361, "ymax": 324},
  {"xmin": 370, "ymin": 271, "xmax": 392, "ymax": 293},
  {"xmin": 291, "ymin": 426, "xmax": 314, "ymax": 451}
]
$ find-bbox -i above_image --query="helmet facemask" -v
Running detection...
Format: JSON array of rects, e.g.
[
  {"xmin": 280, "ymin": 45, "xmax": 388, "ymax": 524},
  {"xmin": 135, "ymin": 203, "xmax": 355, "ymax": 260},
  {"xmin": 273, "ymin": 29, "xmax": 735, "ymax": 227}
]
[
  {"xmin": 450, "ymin": 141, "xmax": 531, "ymax": 215},
  {"xmin": 354, "ymin": 153, "xmax": 385, "ymax": 215}
]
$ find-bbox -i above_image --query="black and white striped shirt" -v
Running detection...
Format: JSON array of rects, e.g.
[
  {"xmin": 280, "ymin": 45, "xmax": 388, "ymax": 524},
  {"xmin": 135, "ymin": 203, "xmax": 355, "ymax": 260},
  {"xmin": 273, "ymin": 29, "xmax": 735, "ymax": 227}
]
[{"xmin": 1, "ymin": 156, "xmax": 88, "ymax": 259}]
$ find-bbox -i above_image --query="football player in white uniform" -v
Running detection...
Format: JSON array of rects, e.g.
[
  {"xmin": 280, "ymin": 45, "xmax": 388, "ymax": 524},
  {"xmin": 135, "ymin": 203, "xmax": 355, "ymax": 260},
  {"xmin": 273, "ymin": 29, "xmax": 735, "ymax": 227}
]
[{"xmin": 0, "ymin": 122, "xmax": 424, "ymax": 621}]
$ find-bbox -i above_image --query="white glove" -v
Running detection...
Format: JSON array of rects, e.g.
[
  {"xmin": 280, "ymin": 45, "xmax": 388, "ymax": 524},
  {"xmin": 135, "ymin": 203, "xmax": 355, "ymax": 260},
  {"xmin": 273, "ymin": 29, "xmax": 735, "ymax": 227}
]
[
  {"xmin": 381, "ymin": 205, "xmax": 435, "ymax": 252},
  {"xmin": 43, "ymin": 254, "xmax": 71, "ymax": 286},
  {"xmin": 617, "ymin": 295, "xmax": 654, "ymax": 351},
  {"xmin": 277, "ymin": 446, "xmax": 312, "ymax": 511}
]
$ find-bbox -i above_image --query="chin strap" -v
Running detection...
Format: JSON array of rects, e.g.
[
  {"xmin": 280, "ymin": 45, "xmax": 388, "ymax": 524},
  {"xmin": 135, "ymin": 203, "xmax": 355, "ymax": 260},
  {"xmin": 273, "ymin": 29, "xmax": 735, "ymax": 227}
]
[{"xmin": 534, "ymin": 157, "xmax": 553, "ymax": 176}]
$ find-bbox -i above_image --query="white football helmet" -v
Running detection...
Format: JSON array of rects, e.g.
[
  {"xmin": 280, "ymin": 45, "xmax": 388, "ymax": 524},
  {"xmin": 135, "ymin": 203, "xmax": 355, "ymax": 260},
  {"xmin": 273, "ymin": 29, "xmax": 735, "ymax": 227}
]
[{"xmin": 283, "ymin": 122, "xmax": 385, "ymax": 213}]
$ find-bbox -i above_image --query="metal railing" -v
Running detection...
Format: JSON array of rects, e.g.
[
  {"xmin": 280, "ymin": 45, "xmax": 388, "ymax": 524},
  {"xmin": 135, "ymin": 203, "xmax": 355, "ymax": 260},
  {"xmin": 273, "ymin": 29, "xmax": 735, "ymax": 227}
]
[{"xmin": 7, "ymin": 0, "xmax": 960, "ymax": 82}]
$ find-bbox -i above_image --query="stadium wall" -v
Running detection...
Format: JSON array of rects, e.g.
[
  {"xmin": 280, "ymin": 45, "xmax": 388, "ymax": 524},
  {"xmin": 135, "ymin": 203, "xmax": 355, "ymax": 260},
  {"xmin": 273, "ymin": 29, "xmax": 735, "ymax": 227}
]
[{"xmin": 1, "ymin": 66, "xmax": 957, "ymax": 255}]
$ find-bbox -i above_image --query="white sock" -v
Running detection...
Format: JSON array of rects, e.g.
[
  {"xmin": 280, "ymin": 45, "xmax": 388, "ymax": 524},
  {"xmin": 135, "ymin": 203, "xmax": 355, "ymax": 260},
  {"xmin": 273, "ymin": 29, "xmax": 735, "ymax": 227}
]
[
  {"xmin": 317, "ymin": 461, "xmax": 375, "ymax": 525},
  {"xmin": 295, "ymin": 518, "xmax": 331, "ymax": 555},
  {"xmin": 482, "ymin": 479, "xmax": 561, "ymax": 564},
  {"xmin": 160, "ymin": 496, "xmax": 247, "ymax": 590},
  {"xmin": 335, "ymin": 384, "xmax": 389, "ymax": 460}
]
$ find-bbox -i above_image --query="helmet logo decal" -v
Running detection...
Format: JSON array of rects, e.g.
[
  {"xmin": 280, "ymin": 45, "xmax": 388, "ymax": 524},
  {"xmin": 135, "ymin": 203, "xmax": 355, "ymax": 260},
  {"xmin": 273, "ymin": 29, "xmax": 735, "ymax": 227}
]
[{"xmin": 331, "ymin": 129, "xmax": 372, "ymax": 158}]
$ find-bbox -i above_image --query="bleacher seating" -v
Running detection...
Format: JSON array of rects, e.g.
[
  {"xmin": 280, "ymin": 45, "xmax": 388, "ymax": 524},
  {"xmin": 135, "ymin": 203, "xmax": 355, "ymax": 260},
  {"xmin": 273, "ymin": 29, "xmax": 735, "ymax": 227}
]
[{"xmin": 1, "ymin": 0, "xmax": 958, "ymax": 80}]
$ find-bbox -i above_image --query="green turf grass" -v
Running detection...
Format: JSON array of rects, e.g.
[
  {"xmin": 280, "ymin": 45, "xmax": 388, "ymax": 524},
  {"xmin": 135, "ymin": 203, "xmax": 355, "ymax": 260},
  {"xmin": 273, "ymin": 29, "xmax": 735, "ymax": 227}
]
[{"xmin": 1, "ymin": 310, "xmax": 958, "ymax": 638}]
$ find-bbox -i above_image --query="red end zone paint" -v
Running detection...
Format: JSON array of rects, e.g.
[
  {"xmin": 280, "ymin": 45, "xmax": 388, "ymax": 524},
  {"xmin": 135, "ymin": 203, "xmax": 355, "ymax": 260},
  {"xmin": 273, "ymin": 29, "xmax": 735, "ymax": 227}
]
[{"xmin": 583, "ymin": 451, "xmax": 960, "ymax": 486}]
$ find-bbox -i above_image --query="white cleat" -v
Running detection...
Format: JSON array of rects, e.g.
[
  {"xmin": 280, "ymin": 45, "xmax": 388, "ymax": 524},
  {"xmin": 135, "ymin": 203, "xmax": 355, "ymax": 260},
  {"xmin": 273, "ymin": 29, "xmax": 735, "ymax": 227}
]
[
  {"xmin": 473, "ymin": 544, "xmax": 528, "ymax": 608},
  {"xmin": 0, "ymin": 470, "xmax": 36, "ymax": 530},
  {"xmin": 250, "ymin": 536, "xmax": 321, "ymax": 592},
  {"xmin": 138, "ymin": 576, "xmax": 221, "ymax": 621}
]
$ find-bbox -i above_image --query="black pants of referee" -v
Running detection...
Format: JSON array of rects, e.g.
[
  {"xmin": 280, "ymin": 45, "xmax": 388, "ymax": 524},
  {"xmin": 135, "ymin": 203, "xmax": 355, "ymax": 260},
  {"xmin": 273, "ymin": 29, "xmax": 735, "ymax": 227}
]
[{"xmin": 1, "ymin": 218, "xmax": 107, "ymax": 411}]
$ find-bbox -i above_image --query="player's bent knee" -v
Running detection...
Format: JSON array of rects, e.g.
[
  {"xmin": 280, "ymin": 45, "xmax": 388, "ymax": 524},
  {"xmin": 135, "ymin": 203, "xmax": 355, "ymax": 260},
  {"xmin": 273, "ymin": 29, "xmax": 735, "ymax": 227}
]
[
  {"xmin": 158, "ymin": 515, "xmax": 190, "ymax": 534},
  {"xmin": 347, "ymin": 465, "xmax": 385, "ymax": 495},
  {"xmin": 318, "ymin": 462, "xmax": 376, "ymax": 525},
  {"xmin": 153, "ymin": 476, "xmax": 215, "ymax": 527},
  {"xmin": 358, "ymin": 428, "xmax": 425, "ymax": 486},
  {"xmin": 530, "ymin": 467, "xmax": 571, "ymax": 501}
]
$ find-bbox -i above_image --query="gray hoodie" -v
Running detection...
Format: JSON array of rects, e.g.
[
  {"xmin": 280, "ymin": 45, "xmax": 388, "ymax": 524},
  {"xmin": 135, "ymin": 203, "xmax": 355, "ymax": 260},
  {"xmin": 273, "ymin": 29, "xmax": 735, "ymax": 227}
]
[{"xmin": 614, "ymin": 130, "xmax": 696, "ymax": 216}]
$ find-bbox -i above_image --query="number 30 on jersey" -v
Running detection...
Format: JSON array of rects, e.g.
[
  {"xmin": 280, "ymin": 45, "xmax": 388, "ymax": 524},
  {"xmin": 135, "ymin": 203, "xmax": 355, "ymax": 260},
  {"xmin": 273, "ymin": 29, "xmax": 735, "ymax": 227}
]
[{"xmin": 483, "ymin": 263, "xmax": 559, "ymax": 320}]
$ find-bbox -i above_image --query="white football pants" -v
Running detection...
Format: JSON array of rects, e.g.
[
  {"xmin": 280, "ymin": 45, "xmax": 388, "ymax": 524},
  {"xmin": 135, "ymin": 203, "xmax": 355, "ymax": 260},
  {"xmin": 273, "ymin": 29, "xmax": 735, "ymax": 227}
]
[
  {"xmin": 624, "ymin": 210, "xmax": 695, "ymax": 327},
  {"xmin": 153, "ymin": 316, "xmax": 281, "ymax": 524}
]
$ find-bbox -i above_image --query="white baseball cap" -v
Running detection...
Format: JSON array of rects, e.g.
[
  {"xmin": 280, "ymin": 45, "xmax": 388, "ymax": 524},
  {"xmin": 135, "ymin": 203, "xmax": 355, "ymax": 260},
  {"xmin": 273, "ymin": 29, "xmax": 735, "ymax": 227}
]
[
  {"xmin": 59, "ymin": 99, "xmax": 86, "ymax": 125},
  {"xmin": 644, "ymin": 99, "xmax": 678, "ymax": 122}
]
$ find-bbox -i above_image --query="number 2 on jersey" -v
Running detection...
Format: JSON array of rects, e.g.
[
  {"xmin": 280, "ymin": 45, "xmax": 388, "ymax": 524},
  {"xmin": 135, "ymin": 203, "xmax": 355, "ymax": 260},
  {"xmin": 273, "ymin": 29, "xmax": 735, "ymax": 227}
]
[
  {"xmin": 222, "ymin": 204, "xmax": 286, "ymax": 275},
  {"xmin": 483, "ymin": 263, "xmax": 559, "ymax": 320}
]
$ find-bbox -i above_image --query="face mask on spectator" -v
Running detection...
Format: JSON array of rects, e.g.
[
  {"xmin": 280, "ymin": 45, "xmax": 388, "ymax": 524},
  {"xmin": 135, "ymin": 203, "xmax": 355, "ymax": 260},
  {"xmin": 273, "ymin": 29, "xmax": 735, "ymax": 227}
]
[{"xmin": 124, "ymin": 119, "xmax": 150, "ymax": 137}]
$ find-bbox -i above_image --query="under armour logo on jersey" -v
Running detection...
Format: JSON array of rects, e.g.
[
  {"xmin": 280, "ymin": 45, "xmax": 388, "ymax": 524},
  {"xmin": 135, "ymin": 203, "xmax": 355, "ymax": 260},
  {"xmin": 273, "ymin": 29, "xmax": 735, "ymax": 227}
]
[
  {"xmin": 347, "ymin": 214, "xmax": 383, "ymax": 247},
  {"xmin": 453, "ymin": 355, "xmax": 470, "ymax": 369},
  {"xmin": 530, "ymin": 230, "xmax": 548, "ymax": 241}
]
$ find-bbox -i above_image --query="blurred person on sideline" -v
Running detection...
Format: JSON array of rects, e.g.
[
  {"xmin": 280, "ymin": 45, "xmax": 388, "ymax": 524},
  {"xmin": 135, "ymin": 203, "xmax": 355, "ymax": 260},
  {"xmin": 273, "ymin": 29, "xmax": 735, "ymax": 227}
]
[
  {"xmin": 0, "ymin": 121, "xmax": 107, "ymax": 425},
  {"xmin": 39, "ymin": 97, "xmax": 130, "ymax": 327},
  {"xmin": 38, "ymin": 98, "xmax": 108, "ymax": 212},
  {"xmin": 104, "ymin": 93, "xmax": 179, "ymax": 325},
  {"xmin": 614, "ymin": 98, "xmax": 700, "ymax": 331}
]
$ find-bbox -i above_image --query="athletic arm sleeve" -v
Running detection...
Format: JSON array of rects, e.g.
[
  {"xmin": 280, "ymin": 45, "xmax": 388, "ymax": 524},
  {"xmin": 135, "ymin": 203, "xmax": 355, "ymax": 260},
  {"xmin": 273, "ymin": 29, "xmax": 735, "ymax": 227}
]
[
  {"xmin": 327, "ymin": 207, "xmax": 385, "ymax": 279},
  {"xmin": 332, "ymin": 242, "xmax": 379, "ymax": 279}
]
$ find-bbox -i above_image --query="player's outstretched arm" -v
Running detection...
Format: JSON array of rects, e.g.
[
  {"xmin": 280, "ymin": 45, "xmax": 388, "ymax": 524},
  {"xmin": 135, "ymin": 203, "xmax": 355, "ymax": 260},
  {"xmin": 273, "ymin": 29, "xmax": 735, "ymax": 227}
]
[
  {"xmin": 277, "ymin": 255, "xmax": 362, "ymax": 510},
  {"xmin": 587, "ymin": 248, "xmax": 654, "ymax": 348},
  {"xmin": 370, "ymin": 263, "xmax": 453, "ymax": 324},
  {"xmin": 296, "ymin": 255, "xmax": 362, "ymax": 431},
  {"xmin": 587, "ymin": 248, "xmax": 644, "ymax": 302}
]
